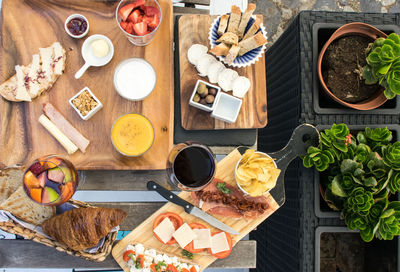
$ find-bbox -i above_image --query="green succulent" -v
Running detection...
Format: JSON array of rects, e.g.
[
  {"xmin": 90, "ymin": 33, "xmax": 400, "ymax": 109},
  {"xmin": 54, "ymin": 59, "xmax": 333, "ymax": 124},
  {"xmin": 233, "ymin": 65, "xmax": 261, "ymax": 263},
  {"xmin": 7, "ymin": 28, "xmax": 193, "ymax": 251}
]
[
  {"xmin": 358, "ymin": 127, "xmax": 392, "ymax": 152},
  {"xmin": 321, "ymin": 123, "xmax": 351, "ymax": 154},
  {"xmin": 302, "ymin": 146, "xmax": 334, "ymax": 172},
  {"xmin": 375, "ymin": 202, "xmax": 400, "ymax": 240},
  {"xmin": 362, "ymin": 33, "xmax": 400, "ymax": 99},
  {"xmin": 382, "ymin": 142, "xmax": 400, "ymax": 170},
  {"xmin": 388, "ymin": 170, "xmax": 400, "ymax": 193},
  {"xmin": 344, "ymin": 187, "xmax": 374, "ymax": 217}
]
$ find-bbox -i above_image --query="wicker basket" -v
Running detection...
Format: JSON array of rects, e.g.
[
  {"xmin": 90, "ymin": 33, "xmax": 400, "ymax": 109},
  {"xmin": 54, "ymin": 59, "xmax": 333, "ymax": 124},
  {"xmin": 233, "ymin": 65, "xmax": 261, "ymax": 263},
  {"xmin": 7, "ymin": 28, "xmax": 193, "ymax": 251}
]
[{"xmin": 0, "ymin": 199, "xmax": 117, "ymax": 262}]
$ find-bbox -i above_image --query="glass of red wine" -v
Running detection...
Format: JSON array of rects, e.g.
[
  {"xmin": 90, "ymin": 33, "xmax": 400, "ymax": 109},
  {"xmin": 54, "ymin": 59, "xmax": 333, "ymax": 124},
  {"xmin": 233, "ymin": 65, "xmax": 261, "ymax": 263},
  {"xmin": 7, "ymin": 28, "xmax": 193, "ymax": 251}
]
[{"xmin": 166, "ymin": 142, "xmax": 217, "ymax": 191}]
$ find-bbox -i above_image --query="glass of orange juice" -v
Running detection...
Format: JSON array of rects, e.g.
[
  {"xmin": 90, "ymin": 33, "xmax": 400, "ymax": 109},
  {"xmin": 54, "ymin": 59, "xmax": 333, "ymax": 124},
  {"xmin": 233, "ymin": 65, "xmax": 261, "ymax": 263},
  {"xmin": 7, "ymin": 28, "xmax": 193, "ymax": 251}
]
[{"xmin": 111, "ymin": 113, "xmax": 155, "ymax": 156}]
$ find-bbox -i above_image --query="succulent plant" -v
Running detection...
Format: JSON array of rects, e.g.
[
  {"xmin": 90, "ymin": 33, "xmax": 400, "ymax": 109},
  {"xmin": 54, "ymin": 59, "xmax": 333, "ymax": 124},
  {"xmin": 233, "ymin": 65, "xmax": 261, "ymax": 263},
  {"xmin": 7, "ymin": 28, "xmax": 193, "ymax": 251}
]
[
  {"xmin": 362, "ymin": 33, "xmax": 400, "ymax": 99},
  {"xmin": 303, "ymin": 124, "xmax": 400, "ymax": 242}
]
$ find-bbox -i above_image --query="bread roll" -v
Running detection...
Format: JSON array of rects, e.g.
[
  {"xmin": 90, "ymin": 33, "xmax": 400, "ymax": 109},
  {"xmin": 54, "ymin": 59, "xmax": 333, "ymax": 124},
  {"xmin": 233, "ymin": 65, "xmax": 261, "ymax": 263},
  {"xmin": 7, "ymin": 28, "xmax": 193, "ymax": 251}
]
[{"xmin": 0, "ymin": 167, "xmax": 24, "ymax": 203}]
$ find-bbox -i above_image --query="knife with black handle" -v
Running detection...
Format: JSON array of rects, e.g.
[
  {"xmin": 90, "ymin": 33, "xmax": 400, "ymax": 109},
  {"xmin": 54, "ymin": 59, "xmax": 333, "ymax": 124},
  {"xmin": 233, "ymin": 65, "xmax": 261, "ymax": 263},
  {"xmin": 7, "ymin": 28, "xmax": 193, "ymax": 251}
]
[{"xmin": 147, "ymin": 181, "xmax": 240, "ymax": 235}]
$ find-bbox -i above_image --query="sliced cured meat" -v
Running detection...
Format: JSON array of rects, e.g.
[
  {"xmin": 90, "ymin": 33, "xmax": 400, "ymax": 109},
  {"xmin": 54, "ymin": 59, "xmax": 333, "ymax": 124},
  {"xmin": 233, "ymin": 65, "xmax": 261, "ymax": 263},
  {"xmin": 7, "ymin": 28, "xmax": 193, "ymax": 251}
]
[
  {"xmin": 191, "ymin": 178, "xmax": 269, "ymax": 219},
  {"xmin": 43, "ymin": 103, "xmax": 90, "ymax": 152}
]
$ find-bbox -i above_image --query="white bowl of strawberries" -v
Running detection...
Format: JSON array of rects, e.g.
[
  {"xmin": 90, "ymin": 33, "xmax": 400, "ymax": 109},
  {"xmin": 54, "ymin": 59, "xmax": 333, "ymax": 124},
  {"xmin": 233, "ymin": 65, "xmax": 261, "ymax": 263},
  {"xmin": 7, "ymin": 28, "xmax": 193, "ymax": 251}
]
[{"xmin": 116, "ymin": 0, "xmax": 162, "ymax": 46}]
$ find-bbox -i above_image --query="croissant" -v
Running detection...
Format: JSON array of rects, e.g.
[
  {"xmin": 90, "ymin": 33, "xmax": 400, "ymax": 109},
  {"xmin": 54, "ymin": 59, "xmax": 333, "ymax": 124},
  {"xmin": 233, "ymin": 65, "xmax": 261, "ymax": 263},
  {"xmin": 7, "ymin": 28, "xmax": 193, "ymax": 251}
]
[{"xmin": 41, "ymin": 207, "xmax": 127, "ymax": 251}]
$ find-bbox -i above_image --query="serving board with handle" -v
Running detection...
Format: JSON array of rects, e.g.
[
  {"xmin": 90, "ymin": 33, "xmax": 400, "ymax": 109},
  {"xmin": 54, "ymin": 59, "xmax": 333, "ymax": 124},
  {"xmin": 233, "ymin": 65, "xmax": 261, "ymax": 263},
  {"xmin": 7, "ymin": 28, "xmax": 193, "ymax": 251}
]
[
  {"xmin": 0, "ymin": 0, "xmax": 174, "ymax": 170},
  {"xmin": 112, "ymin": 124, "xmax": 320, "ymax": 271},
  {"xmin": 178, "ymin": 15, "xmax": 268, "ymax": 130}
]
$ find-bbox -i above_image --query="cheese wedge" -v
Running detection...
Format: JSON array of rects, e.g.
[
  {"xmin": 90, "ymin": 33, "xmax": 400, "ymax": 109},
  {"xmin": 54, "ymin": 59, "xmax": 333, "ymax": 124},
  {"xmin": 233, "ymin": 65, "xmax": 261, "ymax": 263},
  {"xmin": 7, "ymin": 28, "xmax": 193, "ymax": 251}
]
[
  {"xmin": 193, "ymin": 228, "xmax": 212, "ymax": 249},
  {"xmin": 210, "ymin": 232, "xmax": 230, "ymax": 254},
  {"xmin": 173, "ymin": 223, "xmax": 197, "ymax": 249},
  {"xmin": 15, "ymin": 65, "xmax": 31, "ymax": 101},
  {"xmin": 153, "ymin": 217, "xmax": 175, "ymax": 244},
  {"xmin": 39, "ymin": 46, "xmax": 54, "ymax": 81}
]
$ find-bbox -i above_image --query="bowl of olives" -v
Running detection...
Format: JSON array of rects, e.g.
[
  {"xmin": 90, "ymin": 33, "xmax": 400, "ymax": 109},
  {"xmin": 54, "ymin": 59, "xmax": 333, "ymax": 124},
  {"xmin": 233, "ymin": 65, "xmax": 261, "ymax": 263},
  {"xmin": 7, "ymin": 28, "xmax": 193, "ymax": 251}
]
[{"xmin": 189, "ymin": 80, "xmax": 221, "ymax": 112}]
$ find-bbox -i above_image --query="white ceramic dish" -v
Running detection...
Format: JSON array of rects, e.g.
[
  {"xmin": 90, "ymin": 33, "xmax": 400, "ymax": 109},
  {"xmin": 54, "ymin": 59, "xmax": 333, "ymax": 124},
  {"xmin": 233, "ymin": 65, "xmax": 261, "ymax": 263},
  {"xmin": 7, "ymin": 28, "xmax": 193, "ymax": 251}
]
[
  {"xmin": 211, "ymin": 92, "xmax": 242, "ymax": 123},
  {"xmin": 234, "ymin": 151, "xmax": 278, "ymax": 196},
  {"xmin": 189, "ymin": 80, "xmax": 221, "ymax": 112},
  {"xmin": 64, "ymin": 14, "xmax": 89, "ymax": 39},
  {"xmin": 69, "ymin": 87, "xmax": 103, "ymax": 121},
  {"xmin": 74, "ymin": 34, "xmax": 114, "ymax": 79},
  {"xmin": 113, "ymin": 58, "xmax": 157, "ymax": 101}
]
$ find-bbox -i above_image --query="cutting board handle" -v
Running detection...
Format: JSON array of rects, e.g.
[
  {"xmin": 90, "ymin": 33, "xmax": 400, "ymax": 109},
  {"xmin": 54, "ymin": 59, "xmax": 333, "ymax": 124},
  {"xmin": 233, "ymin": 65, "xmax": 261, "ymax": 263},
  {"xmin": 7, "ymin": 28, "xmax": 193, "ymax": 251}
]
[{"xmin": 267, "ymin": 124, "xmax": 320, "ymax": 206}]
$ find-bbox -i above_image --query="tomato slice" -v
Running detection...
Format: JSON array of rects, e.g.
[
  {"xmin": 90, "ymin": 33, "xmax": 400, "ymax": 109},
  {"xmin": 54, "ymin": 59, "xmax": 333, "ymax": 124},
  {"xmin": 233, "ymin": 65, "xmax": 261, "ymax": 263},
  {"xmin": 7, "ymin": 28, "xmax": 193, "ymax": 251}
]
[
  {"xmin": 184, "ymin": 223, "xmax": 208, "ymax": 253},
  {"xmin": 207, "ymin": 232, "xmax": 233, "ymax": 259},
  {"xmin": 190, "ymin": 266, "xmax": 198, "ymax": 272},
  {"xmin": 153, "ymin": 212, "xmax": 184, "ymax": 245},
  {"xmin": 166, "ymin": 264, "xmax": 178, "ymax": 272},
  {"xmin": 136, "ymin": 254, "xmax": 144, "ymax": 268},
  {"xmin": 181, "ymin": 269, "xmax": 190, "ymax": 272},
  {"xmin": 150, "ymin": 263, "xmax": 157, "ymax": 272},
  {"xmin": 123, "ymin": 250, "xmax": 135, "ymax": 262}
]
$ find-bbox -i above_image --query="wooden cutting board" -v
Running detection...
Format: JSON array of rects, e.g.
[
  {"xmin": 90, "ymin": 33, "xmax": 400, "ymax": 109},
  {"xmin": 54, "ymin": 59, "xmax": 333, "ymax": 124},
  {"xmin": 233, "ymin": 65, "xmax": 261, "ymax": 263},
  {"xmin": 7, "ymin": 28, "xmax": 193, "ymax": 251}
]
[
  {"xmin": 0, "ymin": 0, "xmax": 174, "ymax": 170},
  {"xmin": 179, "ymin": 15, "xmax": 268, "ymax": 130},
  {"xmin": 112, "ymin": 149, "xmax": 280, "ymax": 271}
]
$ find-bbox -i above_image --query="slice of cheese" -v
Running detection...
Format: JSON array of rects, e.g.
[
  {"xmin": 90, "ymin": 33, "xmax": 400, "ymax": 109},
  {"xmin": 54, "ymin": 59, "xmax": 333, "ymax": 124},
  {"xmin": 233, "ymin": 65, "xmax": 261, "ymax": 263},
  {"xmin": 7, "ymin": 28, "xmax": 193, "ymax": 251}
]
[
  {"xmin": 153, "ymin": 217, "xmax": 175, "ymax": 244},
  {"xmin": 210, "ymin": 232, "xmax": 230, "ymax": 254},
  {"xmin": 39, "ymin": 46, "xmax": 54, "ymax": 81},
  {"xmin": 52, "ymin": 42, "xmax": 64, "ymax": 75},
  {"xmin": 172, "ymin": 223, "xmax": 197, "ymax": 249},
  {"xmin": 15, "ymin": 65, "xmax": 31, "ymax": 101},
  {"xmin": 193, "ymin": 228, "xmax": 211, "ymax": 249},
  {"xmin": 28, "ymin": 54, "xmax": 41, "ymax": 96}
]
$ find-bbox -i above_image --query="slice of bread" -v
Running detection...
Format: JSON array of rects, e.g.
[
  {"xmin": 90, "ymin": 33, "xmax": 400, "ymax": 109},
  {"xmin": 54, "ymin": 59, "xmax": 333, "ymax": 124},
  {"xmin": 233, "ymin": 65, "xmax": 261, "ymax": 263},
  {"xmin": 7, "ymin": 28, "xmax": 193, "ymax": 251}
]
[
  {"xmin": 15, "ymin": 65, "xmax": 31, "ymax": 102},
  {"xmin": 227, "ymin": 5, "xmax": 242, "ymax": 36},
  {"xmin": 237, "ymin": 4, "xmax": 256, "ymax": 38},
  {"xmin": 225, "ymin": 44, "xmax": 241, "ymax": 64},
  {"xmin": 209, "ymin": 43, "xmax": 231, "ymax": 57},
  {"xmin": 217, "ymin": 14, "xmax": 230, "ymax": 36},
  {"xmin": 0, "ymin": 75, "xmax": 19, "ymax": 102},
  {"xmin": 243, "ymin": 17, "xmax": 262, "ymax": 40},
  {"xmin": 216, "ymin": 32, "xmax": 239, "ymax": 45},
  {"xmin": 238, "ymin": 31, "xmax": 268, "ymax": 56},
  {"xmin": 0, "ymin": 167, "xmax": 24, "ymax": 203},
  {"xmin": 0, "ymin": 186, "xmax": 55, "ymax": 225}
]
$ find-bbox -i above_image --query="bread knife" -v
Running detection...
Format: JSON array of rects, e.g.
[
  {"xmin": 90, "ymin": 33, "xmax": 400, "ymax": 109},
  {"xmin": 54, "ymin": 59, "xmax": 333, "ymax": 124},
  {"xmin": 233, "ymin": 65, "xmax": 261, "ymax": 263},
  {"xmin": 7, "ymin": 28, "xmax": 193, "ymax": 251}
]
[{"xmin": 147, "ymin": 181, "xmax": 240, "ymax": 235}]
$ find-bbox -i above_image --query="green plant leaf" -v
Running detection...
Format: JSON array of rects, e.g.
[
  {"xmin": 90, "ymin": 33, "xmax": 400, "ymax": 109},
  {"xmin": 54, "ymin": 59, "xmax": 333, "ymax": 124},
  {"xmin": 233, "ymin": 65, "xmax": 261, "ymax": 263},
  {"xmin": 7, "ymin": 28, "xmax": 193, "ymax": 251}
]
[{"xmin": 331, "ymin": 175, "xmax": 347, "ymax": 197}]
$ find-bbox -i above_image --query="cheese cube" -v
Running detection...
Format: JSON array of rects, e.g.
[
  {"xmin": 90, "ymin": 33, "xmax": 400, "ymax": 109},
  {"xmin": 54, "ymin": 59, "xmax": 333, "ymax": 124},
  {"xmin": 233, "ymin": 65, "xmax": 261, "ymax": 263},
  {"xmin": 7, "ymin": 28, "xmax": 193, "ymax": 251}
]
[
  {"xmin": 172, "ymin": 223, "xmax": 197, "ymax": 248},
  {"xmin": 153, "ymin": 217, "xmax": 175, "ymax": 244},
  {"xmin": 210, "ymin": 232, "xmax": 230, "ymax": 254},
  {"xmin": 193, "ymin": 228, "xmax": 212, "ymax": 249}
]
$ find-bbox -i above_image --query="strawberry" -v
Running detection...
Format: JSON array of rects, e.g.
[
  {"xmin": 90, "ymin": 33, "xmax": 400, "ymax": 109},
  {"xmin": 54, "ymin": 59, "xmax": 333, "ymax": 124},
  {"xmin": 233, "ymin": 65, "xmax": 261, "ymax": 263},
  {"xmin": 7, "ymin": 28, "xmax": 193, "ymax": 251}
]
[
  {"xmin": 148, "ymin": 14, "xmax": 159, "ymax": 29},
  {"xmin": 143, "ymin": 5, "xmax": 160, "ymax": 17},
  {"xmin": 120, "ymin": 21, "xmax": 128, "ymax": 30},
  {"xmin": 127, "ymin": 9, "xmax": 141, "ymax": 23},
  {"xmin": 143, "ymin": 15, "xmax": 154, "ymax": 24},
  {"xmin": 118, "ymin": 0, "xmax": 145, "ymax": 21},
  {"xmin": 133, "ymin": 22, "xmax": 148, "ymax": 36},
  {"xmin": 29, "ymin": 162, "xmax": 44, "ymax": 176},
  {"xmin": 125, "ymin": 22, "xmax": 135, "ymax": 35}
]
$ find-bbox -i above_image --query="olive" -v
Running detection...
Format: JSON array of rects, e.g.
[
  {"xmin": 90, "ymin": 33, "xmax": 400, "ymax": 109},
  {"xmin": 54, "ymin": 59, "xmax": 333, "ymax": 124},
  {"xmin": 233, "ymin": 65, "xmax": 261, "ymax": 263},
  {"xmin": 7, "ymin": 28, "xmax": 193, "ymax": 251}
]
[
  {"xmin": 205, "ymin": 95, "xmax": 215, "ymax": 104},
  {"xmin": 193, "ymin": 94, "xmax": 201, "ymax": 103},
  {"xmin": 208, "ymin": 88, "xmax": 217, "ymax": 96}
]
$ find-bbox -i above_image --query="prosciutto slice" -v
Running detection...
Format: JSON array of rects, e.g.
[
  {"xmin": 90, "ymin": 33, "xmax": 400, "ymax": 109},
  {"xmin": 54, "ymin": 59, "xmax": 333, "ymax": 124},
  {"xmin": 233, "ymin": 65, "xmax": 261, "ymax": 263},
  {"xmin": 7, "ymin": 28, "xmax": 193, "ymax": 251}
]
[
  {"xmin": 191, "ymin": 178, "xmax": 269, "ymax": 219},
  {"xmin": 43, "ymin": 103, "xmax": 90, "ymax": 152}
]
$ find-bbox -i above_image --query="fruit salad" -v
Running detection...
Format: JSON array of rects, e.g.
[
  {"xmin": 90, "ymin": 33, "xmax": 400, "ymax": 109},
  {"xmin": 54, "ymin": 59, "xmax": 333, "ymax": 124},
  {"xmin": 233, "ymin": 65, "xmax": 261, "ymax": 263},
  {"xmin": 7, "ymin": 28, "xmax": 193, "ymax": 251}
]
[{"xmin": 23, "ymin": 156, "xmax": 78, "ymax": 206}]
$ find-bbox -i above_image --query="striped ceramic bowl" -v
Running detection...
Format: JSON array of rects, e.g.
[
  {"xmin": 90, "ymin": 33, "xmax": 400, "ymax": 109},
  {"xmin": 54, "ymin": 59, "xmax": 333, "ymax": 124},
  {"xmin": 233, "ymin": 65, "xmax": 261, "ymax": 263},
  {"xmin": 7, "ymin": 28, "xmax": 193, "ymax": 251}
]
[{"xmin": 208, "ymin": 15, "xmax": 268, "ymax": 68}]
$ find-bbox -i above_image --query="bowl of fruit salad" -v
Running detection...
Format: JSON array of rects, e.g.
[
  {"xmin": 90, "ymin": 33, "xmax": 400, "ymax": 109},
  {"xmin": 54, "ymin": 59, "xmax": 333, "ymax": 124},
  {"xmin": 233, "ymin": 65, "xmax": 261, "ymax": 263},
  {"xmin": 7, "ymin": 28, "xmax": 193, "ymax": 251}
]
[
  {"xmin": 116, "ymin": 0, "xmax": 162, "ymax": 46},
  {"xmin": 23, "ymin": 155, "xmax": 79, "ymax": 206}
]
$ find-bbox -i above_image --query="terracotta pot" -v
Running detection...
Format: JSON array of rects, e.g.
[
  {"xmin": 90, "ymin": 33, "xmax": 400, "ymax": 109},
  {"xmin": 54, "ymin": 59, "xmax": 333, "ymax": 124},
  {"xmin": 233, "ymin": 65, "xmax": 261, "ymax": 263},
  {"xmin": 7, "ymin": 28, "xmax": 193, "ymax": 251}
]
[{"xmin": 317, "ymin": 22, "xmax": 388, "ymax": 110}]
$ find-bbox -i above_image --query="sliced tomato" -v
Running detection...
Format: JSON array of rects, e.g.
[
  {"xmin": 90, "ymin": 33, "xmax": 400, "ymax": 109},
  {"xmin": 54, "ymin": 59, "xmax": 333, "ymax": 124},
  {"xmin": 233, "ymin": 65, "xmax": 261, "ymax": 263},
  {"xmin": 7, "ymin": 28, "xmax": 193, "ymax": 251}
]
[
  {"xmin": 184, "ymin": 223, "xmax": 208, "ymax": 253},
  {"xmin": 181, "ymin": 269, "xmax": 190, "ymax": 272},
  {"xmin": 207, "ymin": 232, "xmax": 233, "ymax": 259},
  {"xmin": 133, "ymin": 22, "xmax": 148, "ymax": 36},
  {"xmin": 136, "ymin": 254, "xmax": 144, "ymax": 268},
  {"xmin": 127, "ymin": 9, "xmax": 141, "ymax": 23},
  {"xmin": 153, "ymin": 212, "xmax": 184, "ymax": 245},
  {"xmin": 166, "ymin": 264, "xmax": 178, "ymax": 272},
  {"xmin": 150, "ymin": 263, "xmax": 157, "ymax": 272},
  {"xmin": 190, "ymin": 266, "xmax": 198, "ymax": 272},
  {"xmin": 123, "ymin": 250, "xmax": 135, "ymax": 262}
]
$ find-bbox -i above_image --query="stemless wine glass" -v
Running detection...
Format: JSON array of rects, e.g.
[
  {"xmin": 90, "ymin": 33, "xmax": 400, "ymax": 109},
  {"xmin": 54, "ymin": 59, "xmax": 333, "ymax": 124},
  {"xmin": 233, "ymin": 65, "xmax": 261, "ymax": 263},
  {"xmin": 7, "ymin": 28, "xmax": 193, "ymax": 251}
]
[
  {"xmin": 116, "ymin": 0, "xmax": 162, "ymax": 46},
  {"xmin": 23, "ymin": 155, "xmax": 79, "ymax": 206},
  {"xmin": 166, "ymin": 142, "xmax": 217, "ymax": 191}
]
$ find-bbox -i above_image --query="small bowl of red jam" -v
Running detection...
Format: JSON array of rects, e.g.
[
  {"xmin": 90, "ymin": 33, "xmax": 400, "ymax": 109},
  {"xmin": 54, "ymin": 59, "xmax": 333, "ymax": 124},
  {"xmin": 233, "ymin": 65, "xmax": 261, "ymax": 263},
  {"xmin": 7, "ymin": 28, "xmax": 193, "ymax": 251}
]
[{"xmin": 65, "ymin": 14, "xmax": 89, "ymax": 39}]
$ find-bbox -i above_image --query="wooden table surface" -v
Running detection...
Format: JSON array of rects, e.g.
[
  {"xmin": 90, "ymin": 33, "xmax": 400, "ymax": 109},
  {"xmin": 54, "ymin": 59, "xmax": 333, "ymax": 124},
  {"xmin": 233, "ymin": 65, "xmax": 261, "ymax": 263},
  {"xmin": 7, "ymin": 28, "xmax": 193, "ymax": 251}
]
[{"xmin": 0, "ymin": 0, "xmax": 260, "ymax": 270}]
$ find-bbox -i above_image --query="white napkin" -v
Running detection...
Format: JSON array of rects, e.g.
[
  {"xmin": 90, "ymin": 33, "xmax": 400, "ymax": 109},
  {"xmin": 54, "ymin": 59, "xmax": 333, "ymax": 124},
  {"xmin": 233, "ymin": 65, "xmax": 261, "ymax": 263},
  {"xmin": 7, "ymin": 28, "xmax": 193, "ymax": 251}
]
[{"xmin": 210, "ymin": 0, "xmax": 248, "ymax": 15}]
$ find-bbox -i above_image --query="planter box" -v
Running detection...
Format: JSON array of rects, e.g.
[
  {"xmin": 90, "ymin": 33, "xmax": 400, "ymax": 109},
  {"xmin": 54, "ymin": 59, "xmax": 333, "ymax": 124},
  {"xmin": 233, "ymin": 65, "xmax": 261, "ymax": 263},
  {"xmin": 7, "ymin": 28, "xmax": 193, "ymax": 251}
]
[
  {"xmin": 312, "ymin": 23, "xmax": 400, "ymax": 115},
  {"xmin": 315, "ymin": 226, "xmax": 399, "ymax": 272},
  {"xmin": 314, "ymin": 124, "xmax": 400, "ymax": 218}
]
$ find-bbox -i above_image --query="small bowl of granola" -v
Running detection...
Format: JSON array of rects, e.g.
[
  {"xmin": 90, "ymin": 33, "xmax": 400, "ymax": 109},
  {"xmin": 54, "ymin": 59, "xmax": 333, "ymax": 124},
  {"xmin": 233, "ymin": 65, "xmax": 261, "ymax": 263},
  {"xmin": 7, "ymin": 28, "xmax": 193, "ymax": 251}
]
[{"xmin": 69, "ymin": 87, "xmax": 103, "ymax": 120}]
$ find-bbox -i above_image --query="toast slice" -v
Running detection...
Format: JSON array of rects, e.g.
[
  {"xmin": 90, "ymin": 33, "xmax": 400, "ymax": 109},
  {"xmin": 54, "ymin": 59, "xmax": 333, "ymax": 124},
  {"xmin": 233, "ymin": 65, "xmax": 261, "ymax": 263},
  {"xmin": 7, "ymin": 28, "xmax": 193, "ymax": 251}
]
[
  {"xmin": 237, "ymin": 4, "xmax": 256, "ymax": 38},
  {"xmin": 15, "ymin": 65, "xmax": 31, "ymax": 101},
  {"xmin": 0, "ymin": 167, "xmax": 24, "ymax": 203},
  {"xmin": 216, "ymin": 32, "xmax": 239, "ymax": 45},
  {"xmin": 0, "ymin": 186, "xmax": 55, "ymax": 225},
  {"xmin": 226, "ymin": 5, "xmax": 241, "ymax": 36},
  {"xmin": 243, "ymin": 17, "xmax": 262, "ymax": 40},
  {"xmin": 217, "ymin": 14, "xmax": 230, "ymax": 36},
  {"xmin": 209, "ymin": 43, "xmax": 231, "ymax": 57},
  {"xmin": 238, "ymin": 31, "xmax": 268, "ymax": 56},
  {"xmin": 225, "ymin": 44, "xmax": 241, "ymax": 64}
]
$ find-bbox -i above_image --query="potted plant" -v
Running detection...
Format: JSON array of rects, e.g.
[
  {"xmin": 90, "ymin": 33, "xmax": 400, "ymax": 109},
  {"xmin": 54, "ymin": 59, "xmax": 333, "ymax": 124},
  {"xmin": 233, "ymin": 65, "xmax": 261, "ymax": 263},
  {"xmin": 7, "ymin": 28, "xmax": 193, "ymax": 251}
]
[
  {"xmin": 303, "ymin": 123, "xmax": 400, "ymax": 242},
  {"xmin": 318, "ymin": 22, "xmax": 400, "ymax": 110}
]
